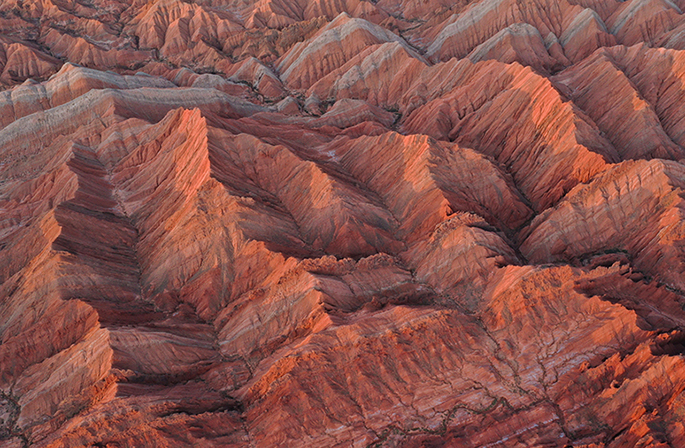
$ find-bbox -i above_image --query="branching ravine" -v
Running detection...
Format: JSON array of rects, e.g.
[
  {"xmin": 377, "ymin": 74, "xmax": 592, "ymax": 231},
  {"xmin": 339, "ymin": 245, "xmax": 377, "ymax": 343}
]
[
  {"xmin": 0, "ymin": 390, "xmax": 28, "ymax": 448},
  {"xmin": 366, "ymin": 391, "xmax": 535, "ymax": 448}
]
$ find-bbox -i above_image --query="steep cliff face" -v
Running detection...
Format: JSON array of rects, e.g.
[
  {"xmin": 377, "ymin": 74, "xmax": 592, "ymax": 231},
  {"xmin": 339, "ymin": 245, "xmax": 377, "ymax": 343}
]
[{"xmin": 1, "ymin": 0, "xmax": 685, "ymax": 447}]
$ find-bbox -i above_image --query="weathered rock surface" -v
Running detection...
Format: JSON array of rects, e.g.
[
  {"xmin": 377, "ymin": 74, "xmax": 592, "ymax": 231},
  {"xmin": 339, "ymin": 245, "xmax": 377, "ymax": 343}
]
[
  {"xmin": 1, "ymin": 0, "xmax": 685, "ymax": 447},
  {"xmin": 277, "ymin": 12, "xmax": 415, "ymax": 89}
]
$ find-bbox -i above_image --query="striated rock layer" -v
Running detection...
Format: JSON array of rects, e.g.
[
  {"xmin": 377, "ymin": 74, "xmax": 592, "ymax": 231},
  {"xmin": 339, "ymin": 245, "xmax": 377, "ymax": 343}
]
[{"xmin": 1, "ymin": 0, "xmax": 685, "ymax": 447}]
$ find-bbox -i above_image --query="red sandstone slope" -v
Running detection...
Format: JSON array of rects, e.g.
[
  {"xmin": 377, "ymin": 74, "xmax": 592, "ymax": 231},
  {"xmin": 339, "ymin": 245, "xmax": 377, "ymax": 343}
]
[{"xmin": 1, "ymin": 0, "xmax": 685, "ymax": 447}]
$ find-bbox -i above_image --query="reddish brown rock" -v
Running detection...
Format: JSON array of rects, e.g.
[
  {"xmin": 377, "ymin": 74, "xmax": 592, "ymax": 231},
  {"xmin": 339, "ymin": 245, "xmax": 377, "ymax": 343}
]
[
  {"xmin": 401, "ymin": 59, "xmax": 616, "ymax": 210},
  {"xmin": 228, "ymin": 57, "xmax": 286, "ymax": 99},
  {"xmin": 560, "ymin": 8, "xmax": 617, "ymax": 62},
  {"xmin": 0, "ymin": 63, "xmax": 175, "ymax": 127},
  {"xmin": 554, "ymin": 49, "xmax": 684, "ymax": 160},
  {"xmin": 605, "ymin": 0, "xmax": 684, "ymax": 46},
  {"xmin": 277, "ymin": 12, "xmax": 413, "ymax": 89},
  {"xmin": 40, "ymin": 28, "xmax": 152, "ymax": 70},
  {"xmin": 425, "ymin": 0, "xmax": 584, "ymax": 63},
  {"xmin": 235, "ymin": 265, "xmax": 675, "ymax": 447},
  {"xmin": 521, "ymin": 159, "xmax": 685, "ymax": 292},
  {"xmin": 467, "ymin": 23, "xmax": 564, "ymax": 73},
  {"xmin": 1, "ymin": 0, "xmax": 685, "ymax": 447},
  {"xmin": 329, "ymin": 131, "xmax": 532, "ymax": 235},
  {"xmin": 603, "ymin": 44, "xmax": 685, "ymax": 149},
  {"xmin": 0, "ymin": 38, "xmax": 61, "ymax": 85},
  {"xmin": 307, "ymin": 41, "xmax": 426, "ymax": 106}
]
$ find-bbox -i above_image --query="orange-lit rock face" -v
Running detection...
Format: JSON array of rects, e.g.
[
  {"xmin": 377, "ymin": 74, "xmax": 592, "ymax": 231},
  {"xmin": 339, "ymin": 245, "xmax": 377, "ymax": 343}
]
[{"xmin": 1, "ymin": 0, "xmax": 685, "ymax": 447}]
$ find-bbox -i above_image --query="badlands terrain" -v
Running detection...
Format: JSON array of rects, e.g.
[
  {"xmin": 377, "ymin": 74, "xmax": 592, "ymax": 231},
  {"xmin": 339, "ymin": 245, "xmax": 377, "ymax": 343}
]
[{"xmin": 2, "ymin": 0, "xmax": 685, "ymax": 446}]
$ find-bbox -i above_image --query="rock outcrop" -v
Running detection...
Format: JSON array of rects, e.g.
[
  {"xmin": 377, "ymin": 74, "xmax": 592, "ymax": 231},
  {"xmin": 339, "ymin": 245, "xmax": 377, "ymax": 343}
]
[{"xmin": 1, "ymin": 0, "xmax": 685, "ymax": 447}]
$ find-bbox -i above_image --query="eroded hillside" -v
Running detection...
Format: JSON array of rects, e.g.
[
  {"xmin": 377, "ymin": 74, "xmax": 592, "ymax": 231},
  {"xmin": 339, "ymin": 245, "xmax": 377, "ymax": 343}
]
[{"xmin": 1, "ymin": 0, "xmax": 685, "ymax": 446}]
